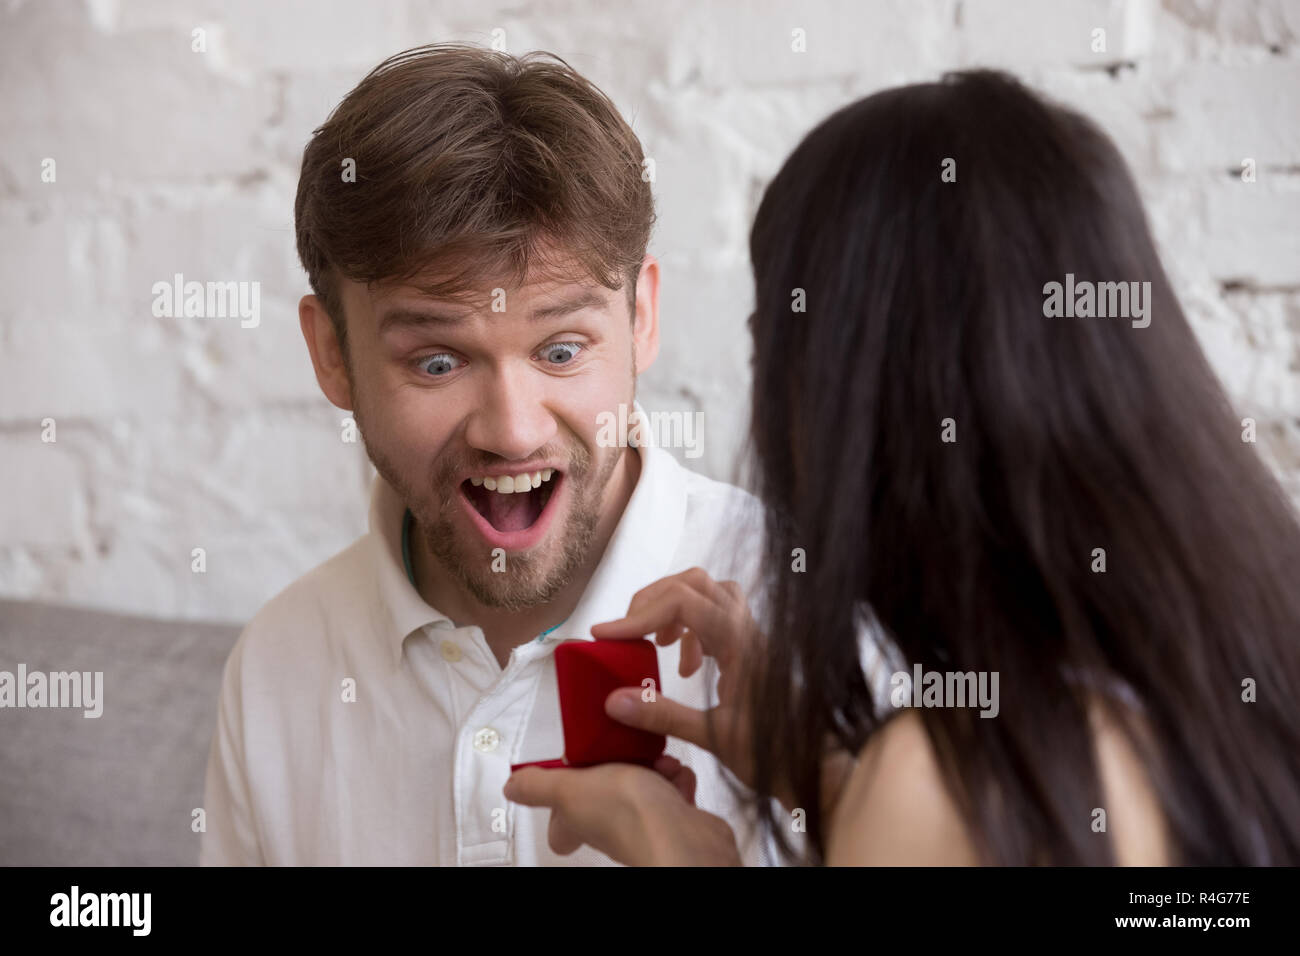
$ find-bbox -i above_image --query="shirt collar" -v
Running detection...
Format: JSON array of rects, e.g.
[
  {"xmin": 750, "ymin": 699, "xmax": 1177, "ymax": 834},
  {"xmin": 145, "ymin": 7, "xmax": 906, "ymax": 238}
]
[
  {"xmin": 368, "ymin": 472, "xmax": 451, "ymax": 668},
  {"xmin": 367, "ymin": 400, "xmax": 687, "ymax": 666}
]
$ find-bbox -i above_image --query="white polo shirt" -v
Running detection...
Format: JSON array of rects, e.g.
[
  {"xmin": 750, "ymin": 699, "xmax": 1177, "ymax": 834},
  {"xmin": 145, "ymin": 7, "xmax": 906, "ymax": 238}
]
[{"xmin": 199, "ymin": 422, "xmax": 777, "ymax": 866}]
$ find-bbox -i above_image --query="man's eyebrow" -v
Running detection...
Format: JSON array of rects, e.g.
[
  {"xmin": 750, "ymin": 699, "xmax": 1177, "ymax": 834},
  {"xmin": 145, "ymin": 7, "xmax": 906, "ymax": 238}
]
[
  {"xmin": 376, "ymin": 306, "xmax": 469, "ymax": 334},
  {"xmin": 377, "ymin": 290, "xmax": 608, "ymax": 334},
  {"xmin": 529, "ymin": 290, "xmax": 608, "ymax": 320}
]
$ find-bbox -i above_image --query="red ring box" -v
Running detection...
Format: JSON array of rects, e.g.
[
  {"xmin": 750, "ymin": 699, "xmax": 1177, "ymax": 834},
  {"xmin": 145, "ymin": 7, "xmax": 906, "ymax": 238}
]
[{"xmin": 511, "ymin": 638, "xmax": 666, "ymax": 771}]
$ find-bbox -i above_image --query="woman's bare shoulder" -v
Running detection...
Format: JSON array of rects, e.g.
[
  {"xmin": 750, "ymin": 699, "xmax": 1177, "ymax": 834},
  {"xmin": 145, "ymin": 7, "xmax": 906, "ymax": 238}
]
[
  {"xmin": 826, "ymin": 710, "xmax": 979, "ymax": 865},
  {"xmin": 826, "ymin": 696, "xmax": 1171, "ymax": 865},
  {"xmin": 1087, "ymin": 695, "xmax": 1171, "ymax": 865}
]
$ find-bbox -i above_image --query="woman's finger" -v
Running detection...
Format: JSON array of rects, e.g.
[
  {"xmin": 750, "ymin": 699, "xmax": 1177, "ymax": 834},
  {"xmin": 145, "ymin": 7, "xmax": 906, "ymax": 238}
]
[
  {"xmin": 672, "ymin": 763, "xmax": 698, "ymax": 805},
  {"xmin": 679, "ymin": 628, "xmax": 704, "ymax": 677},
  {"xmin": 653, "ymin": 753, "xmax": 683, "ymax": 775},
  {"xmin": 606, "ymin": 688, "xmax": 715, "ymax": 754},
  {"xmin": 592, "ymin": 569, "xmax": 732, "ymax": 638},
  {"xmin": 592, "ymin": 583, "xmax": 739, "ymax": 661},
  {"xmin": 502, "ymin": 765, "xmax": 557, "ymax": 807},
  {"xmin": 652, "ymin": 753, "xmax": 693, "ymax": 803},
  {"xmin": 548, "ymin": 807, "xmax": 584, "ymax": 856},
  {"xmin": 655, "ymin": 621, "xmax": 685, "ymax": 648}
]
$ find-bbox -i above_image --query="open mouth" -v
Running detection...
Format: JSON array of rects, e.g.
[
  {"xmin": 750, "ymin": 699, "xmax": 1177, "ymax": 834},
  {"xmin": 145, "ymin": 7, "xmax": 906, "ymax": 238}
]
[{"xmin": 461, "ymin": 468, "xmax": 561, "ymax": 534}]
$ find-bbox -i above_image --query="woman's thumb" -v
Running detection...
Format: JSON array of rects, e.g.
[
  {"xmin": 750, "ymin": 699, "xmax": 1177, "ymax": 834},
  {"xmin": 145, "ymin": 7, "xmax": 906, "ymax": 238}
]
[{"xmin": 605, "ymin": 688, "xmax": 712, "ymax": 753}]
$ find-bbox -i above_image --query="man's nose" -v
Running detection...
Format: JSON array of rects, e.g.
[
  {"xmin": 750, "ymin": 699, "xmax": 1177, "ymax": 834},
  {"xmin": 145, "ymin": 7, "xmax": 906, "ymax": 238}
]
[{"xmin": 463, "ymin": 367, "xmax": 558, "ymax": 460}]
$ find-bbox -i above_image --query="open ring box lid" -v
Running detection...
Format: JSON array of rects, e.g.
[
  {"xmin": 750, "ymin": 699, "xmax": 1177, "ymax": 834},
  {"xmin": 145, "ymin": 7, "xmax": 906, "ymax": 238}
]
[{"xmin": 511, "ymin": 638, "xmax": 666, "ymax": 771}]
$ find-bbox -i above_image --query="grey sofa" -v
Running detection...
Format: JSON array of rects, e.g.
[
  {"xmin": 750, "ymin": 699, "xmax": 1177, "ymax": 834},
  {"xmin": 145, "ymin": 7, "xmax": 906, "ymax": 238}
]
[{"xmin": 0, "ymin": 599, "xmax": 240, "ymax": 866}]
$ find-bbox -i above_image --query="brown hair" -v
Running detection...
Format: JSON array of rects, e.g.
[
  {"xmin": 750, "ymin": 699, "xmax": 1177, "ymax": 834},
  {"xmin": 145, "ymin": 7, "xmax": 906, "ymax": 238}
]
[{"xmin": 294, "ymin": 43, "xmax": 654, "ymax": 348}]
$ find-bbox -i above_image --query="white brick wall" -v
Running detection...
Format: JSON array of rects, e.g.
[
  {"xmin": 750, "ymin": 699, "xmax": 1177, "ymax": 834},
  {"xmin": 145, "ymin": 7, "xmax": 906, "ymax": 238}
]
[{"xmin": 1, "ymin": 0, "xmax": 1297, "ymax": 623}]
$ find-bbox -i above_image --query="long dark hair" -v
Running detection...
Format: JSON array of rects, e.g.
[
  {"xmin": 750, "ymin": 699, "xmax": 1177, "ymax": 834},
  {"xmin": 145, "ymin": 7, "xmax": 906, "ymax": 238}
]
[{"xmin": 740, "ymin": 70, "xmax": 1300, "ymax": 865}]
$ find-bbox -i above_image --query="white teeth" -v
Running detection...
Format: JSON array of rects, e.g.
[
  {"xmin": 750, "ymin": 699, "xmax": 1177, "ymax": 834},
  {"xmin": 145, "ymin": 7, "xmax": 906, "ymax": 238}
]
[{"xmin": 470, "ymin": 469, "xmax": 557, "ymax": 494}]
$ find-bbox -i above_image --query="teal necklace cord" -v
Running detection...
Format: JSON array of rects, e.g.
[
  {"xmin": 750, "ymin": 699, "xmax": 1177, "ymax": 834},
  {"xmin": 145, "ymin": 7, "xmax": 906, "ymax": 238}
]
[{"xmin": 401, "ymin": 508, "xmax": 565, "ymax": 640}]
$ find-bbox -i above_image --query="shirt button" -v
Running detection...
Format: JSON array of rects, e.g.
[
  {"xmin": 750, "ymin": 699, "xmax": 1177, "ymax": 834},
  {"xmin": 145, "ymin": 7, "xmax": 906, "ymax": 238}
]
[
  {"xmin": 472, "ymin": 727, "xmax": 501, "ymax": 753},
  {"xmin": 439, "ymin": 640, "xmax": 462, "ymax": 662}
]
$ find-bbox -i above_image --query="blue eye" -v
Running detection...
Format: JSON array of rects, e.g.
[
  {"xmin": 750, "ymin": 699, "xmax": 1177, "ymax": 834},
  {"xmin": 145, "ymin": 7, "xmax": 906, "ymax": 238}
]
[
  {"xmin": 539, "ymin": 342, "xmax": 582, "ymax": 365},
  {"xmin": 418, "ymin": 353, "xmax": 463, "ymax": 376}
]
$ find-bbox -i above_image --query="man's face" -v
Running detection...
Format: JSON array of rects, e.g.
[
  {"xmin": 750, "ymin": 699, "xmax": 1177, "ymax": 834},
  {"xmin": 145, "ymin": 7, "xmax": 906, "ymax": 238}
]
[{"xmin": 327, "ymin": 260, "xmax": 656, "ymax": 612}]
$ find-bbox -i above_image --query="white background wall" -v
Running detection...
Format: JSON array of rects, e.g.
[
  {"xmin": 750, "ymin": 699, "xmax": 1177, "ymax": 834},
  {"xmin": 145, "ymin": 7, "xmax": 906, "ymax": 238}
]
[{"xmin": 1, "ymin": 0, "xmax": 1297, "ymax": 623}]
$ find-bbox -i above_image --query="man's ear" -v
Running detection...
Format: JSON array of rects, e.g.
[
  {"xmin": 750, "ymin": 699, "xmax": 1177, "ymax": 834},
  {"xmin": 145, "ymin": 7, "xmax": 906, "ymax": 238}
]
[
  {"xmin": 632, "ymin": 254, "xmax": 660, "ymax": 375},
  {"xmin": 299, "ymin": 294, "xmax": 354, "ymax": 411}
]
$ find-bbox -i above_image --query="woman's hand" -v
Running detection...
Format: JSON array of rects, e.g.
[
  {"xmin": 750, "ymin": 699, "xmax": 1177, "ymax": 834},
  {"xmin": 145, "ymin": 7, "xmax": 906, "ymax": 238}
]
[
  {"xmin": 593, "ymin": 567, "xmax": 859, "ymax": 822},
  {"xmin": 590, "ymin": 568, "xmax": 780, "ymax": 804},
  {"xmin": 503, "ymin": 754, "xmax": 742, "ymax": 866}
]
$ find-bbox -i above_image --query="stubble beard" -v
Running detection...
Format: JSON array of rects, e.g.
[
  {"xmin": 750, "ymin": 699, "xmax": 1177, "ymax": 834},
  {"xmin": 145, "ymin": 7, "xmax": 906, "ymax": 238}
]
[{"xmin": 356, "ymin": 397, "xmax": 622, "ymax": 613}]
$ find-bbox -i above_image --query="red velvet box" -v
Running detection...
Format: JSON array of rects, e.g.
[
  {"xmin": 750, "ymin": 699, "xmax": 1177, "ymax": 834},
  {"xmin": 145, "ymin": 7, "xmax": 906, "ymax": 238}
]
[{"xmin": 511, "ymin": 638, "xmax": 666, "ymax": 771}]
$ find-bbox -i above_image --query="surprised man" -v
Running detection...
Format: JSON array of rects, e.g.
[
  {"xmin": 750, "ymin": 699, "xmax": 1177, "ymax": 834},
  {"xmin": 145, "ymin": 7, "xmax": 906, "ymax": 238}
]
[{"xmin": 200, "ymin": 43, "xmax": 773, "ymax": 866}]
